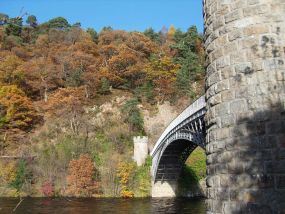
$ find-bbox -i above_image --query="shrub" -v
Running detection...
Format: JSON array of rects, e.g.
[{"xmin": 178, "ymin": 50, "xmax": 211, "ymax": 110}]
[
  {"xmin": 117, "ymin": 161, "xmax": 135, "ymax": 198},
  {"xmin": 121, "ymin": 99, "xmax": 144, "ymax": 133},
  {"xmin": 133, "ymin": 156, "xmax": 151, "ymax": 197},
  {"xmin": 41, "ymin": 181, "xmax": 55, "ymax": 197},
  {"xmin": 0, "ymin": 160, "xmax": 16, "ymax": 184},
  {"xmin": 9, "ymin": 160, "xmax": 32, "ymax": 193},
  {"xmin": 98, "ymin": 77, "xmax": 111, "ymax": 95},
  {"xmin": 66, "ymin": 154, "xmax": 99, "ymax": 197}
]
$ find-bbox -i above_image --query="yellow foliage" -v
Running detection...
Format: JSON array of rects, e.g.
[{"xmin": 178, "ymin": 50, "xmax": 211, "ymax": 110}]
[
  {"xmin": 117, "ymin": 161, "xmax": 135, "ymax": 197},
  {"xmin": 0, "ymin": 55, "xmax": 24, "ymax": 86},
  {"xmin": 0, "ymin": 85, "xmax": 39, "ymax": 130},
  {"xmin": 121, "ymin": 190, "xmax": 134, "ymax": 198},
  {"xmin": 0, "ymin": 161, "xmax": 16, "ymax": 184},
  {"xmin": 145, "ymin": 56, "xmax": 180, "ymax": 81},
  {"xmin": 168, "ymin": 25, "xmax": 176, "ymax": 38}
]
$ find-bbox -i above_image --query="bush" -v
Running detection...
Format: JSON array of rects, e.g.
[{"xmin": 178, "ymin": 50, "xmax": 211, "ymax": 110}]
[
  {"xmin": 133, "ymin": 156, "xmax": 151, "ymax": 197},
  {"xmin": 0, "ymin": 160, "xmax": 16, "ymax": 185},
  {"xmin": 41, "ymin": 181, "xmax": 55, "ymax": 197},
  {"xmin": 116, "ymin": 161, "xmax": 135, "ymax": 198},
  {"xmin": 9, "ymin": 160, "xmax": 32, "ymax": 193},
  {"xmin": 98, "ymin": 77, "xmax": 111, "ymax": 95},
  {"xmin": 66, "ymin": 154, "xmax": 100, "ymax": 197},
  {"xmin": 121, "ymin": 99, "xmax": 144, "ymax": 133}
]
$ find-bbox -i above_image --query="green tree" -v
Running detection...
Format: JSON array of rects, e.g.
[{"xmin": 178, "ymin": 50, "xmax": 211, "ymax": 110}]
[
  {"xmin": 86, "ymin": 28, "xmax": 98, "ymax": 43},
  {"xmin": 172, "ymin": 26, "xmax": 205, "ymax": 96},
  {"xmin": 136, "ymin": 81, "xmax": 155, "ymax": 104},
  {"xmin": 0, "ymin": 13, "xmax": 9, "ymax": 25},
  {"xmin": 98, "ymin": 77, "xmax": 110, "ymax": 95},
  {"xmin": 65, "ymin": 68, "xmax": 83, "ymax": 87},
  {"xmin": 121, "ymin": 99, "xmax": 144, "ymax": 133},
  {"xmin": 26, "ymin": 15, "xmax": 37, "ymax": 27},
  {"xmin": 5, "ymin": 17, "xmax": 23, "ymax": 36},
  {"xmin": 143, "ymin": 28, "xmax": 161, "ymax": 44},
  {"xmin": 46, "ymin": 17, "xmax": 70, "ymax": 29},
  {"xmin": 10, "ymin": 160, "xmax": 32, "ymax": 193},
  {"xmin": 101, "ymin": 26, "xmax": 113, "ymax": 32},
  {"xmin": 72, "ymin": 22, "xmax": 81, "ymax": 28}
]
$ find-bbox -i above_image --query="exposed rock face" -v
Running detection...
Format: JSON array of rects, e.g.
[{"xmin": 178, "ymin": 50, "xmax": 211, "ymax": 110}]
[
  {"xmin": 204, "ymin": 0, "xmax": 285, "ymax": 213},
  {"xmin": 142, "ymin": 102, "xmax": 181, "ymax": 150}
]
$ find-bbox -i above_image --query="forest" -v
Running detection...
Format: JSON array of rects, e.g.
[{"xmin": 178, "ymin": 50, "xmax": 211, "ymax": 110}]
[{"xmin": 0, "ymin": 13, "xmax": 205, "ymax": 197}]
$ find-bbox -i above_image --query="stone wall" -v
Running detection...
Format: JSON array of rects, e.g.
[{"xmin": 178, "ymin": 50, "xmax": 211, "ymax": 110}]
[{"xmin": 204, "ymin": 0, "xmax": 285, "ymax": 213}]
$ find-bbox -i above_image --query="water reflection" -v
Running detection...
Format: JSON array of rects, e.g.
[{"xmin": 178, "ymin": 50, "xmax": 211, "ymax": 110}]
[{"xmin": 0, "ymin": 198, "xmax": 205, "ymax": 214}]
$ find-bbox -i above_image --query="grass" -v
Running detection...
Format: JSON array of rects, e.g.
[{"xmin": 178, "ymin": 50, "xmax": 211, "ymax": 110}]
[{"xmin": 178, "ymin": 147, "xmax": 206, "ymax": 194}]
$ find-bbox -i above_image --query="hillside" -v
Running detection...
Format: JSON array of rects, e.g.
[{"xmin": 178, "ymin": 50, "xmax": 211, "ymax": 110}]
[{"xmin": 0, "ymin": 14, "xmax": 205, "ymax": 197}]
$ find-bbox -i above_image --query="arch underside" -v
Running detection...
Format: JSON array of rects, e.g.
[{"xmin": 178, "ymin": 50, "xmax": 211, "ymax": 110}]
[{"xmin": 154, "ymin": 139, "xmax": 199, "ymax": 182}]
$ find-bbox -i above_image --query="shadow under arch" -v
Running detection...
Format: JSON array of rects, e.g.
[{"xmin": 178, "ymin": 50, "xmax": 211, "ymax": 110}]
[
  {"xmin": 152, "ymin": 138, "xmax": 206, "ymax": 198},
  {"xmin": 154, "ymin": 139, "xmax": 200, "ymax": 182}
]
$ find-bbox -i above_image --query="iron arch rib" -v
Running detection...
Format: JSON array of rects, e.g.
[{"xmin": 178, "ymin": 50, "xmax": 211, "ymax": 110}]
[{"xmin": 150, "ymin": 95, "xmax": 206, "ymax": 182}]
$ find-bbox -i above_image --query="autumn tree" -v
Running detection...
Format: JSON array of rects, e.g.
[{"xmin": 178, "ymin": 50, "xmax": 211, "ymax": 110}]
[
  {"xmin": 168, "ymin": 25, "xmax": 176, "ymax": 39},
  {"xmin": 0, "ymin": 85, "xmax": 40, "ymax": 131},
  {"xmin": 19, "ymin": 57, "xmax": 62, "ymax": 100},
  {"xmin": 0, "ymin": 54, "xmax": 24, "ymax": 87},
  {"xmin": 145, "ymin": 55, "xmax": 180, "ymax": 99},
  {"xmin": 66, "ymin": 154, "xmax": 100, "ymax": 197}
]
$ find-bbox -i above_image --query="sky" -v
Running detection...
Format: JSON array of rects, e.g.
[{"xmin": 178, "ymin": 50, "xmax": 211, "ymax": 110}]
[{"xmin": 0, "ymin": 0, "xmax": 204, "ymax": 32}]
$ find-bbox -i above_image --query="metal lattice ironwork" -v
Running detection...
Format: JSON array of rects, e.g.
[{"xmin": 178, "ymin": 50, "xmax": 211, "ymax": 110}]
[{"xmin": 150, "ymin": 95, "xmax": 206, "ymax": 182}]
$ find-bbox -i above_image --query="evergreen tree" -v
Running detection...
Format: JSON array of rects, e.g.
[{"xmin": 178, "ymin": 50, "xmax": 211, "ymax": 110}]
[
  {"xmin": 98, "ymin": 77, "xmax": 111, "ymax": 95},
  {"xmin": 26, "ymin": 15, "xmax": 37, "ymax": 27},
  {"xmin": 143, "ymin": 28, "xmax": 161, "ymax": 44},
  {"xmin": 86, "ymin": 28, "xmax": 98, "ymax": 43}
]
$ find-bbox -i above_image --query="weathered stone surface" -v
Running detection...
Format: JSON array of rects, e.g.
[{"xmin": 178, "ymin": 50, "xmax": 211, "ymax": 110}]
[{"xmin": 204, "ymin": 0, "xmax": 285, "ymax": 213}]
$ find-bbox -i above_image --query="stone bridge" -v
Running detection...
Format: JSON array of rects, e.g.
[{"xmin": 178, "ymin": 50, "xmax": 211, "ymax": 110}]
[{"xmin": 151, "ymin": 0, "xmax": 285, "ymax": 213}]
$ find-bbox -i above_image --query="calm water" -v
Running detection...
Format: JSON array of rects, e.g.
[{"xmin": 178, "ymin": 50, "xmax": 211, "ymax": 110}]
[{"xmin": 0, "ymin": 198, "xmax": 205, "ymax": 214}]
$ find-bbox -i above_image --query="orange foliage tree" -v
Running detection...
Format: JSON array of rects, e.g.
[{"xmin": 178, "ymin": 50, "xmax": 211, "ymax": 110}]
[
  {"xmin": 66, "ymin": 154, "xmax": 100, "ymax": 197},
  {"xmin": 0, "ymin": 54, "xmax": 24, "ymax": 87},
  {"xmin": 0, "ymin": 85, "xmax": 40, "ymax": 131}
]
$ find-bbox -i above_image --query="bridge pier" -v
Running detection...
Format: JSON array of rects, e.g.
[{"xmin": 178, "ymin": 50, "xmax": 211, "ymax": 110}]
[
  {"xmin": 204, "ymin": 0, "xmax": 285, "ymax": 213},
  {"xmin": 151, "ymin": 180, "xmax": 178, "ymax": 198}
]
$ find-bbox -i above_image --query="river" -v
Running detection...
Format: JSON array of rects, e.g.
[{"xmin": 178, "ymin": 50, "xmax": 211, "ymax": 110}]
[{"xmin": 0, "ymin": 198, "xmax": 205, "ymax": 213}]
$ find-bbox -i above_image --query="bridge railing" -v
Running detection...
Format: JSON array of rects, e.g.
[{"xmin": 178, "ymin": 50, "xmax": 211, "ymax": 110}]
[{"xmin": 150, "ymin": 95, "xmax": 206, "ymax": 157}]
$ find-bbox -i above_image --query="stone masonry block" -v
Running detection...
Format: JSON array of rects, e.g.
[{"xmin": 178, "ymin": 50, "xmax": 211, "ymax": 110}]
[{"xmin": 204, "ymin": 0, "xmax": 285, "ymax": 213}]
